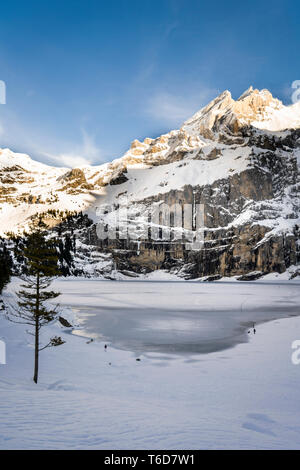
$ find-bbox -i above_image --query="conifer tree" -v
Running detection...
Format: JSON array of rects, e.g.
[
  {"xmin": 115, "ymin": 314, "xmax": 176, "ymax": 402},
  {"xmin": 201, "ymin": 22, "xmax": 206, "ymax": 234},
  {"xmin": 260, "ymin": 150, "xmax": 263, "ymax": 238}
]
[
  {"xmin": 0, "ymin": 239, "xmax": 12, "ymax": 294},
  {"xmin": 8, "ymin": 219, "xmax": 65, "ymax": 383}
]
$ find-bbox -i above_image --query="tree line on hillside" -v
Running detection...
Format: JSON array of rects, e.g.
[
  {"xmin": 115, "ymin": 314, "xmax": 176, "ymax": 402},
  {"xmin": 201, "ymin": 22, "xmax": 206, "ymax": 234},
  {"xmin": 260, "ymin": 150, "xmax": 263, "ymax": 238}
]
[
  {"xmin": 6, "ymin": 210, "xmax": 93, "ymax": 277},
  {"xmin": 0, "ymin": 239, "xmax": 12, "ymax": 294}
]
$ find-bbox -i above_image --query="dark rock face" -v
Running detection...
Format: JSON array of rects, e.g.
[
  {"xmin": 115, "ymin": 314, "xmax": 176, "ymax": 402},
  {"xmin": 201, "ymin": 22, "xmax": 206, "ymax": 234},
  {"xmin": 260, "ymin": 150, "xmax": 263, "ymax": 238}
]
[
  {"xmin": 9, "ymin": 87, "xmax": 298, "ymax": 280},
  {"xmin": 110, "ymin": 168, "xmax": 128, "ymax": 185},
  {"xmin": 2, "ymin": 88, "xmax": 298, "ymax": 280},
  {"xmin": 90, "ymin": 127, "xmax": 299, "ymax": 279},
  {"xmin": 59, "ymin": 316, "xmax": 73, "ymax": 327}
]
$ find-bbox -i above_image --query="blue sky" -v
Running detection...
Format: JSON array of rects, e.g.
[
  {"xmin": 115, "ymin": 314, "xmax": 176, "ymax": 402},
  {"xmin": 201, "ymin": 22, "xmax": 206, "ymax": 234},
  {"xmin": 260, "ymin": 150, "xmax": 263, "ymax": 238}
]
[{"xmin": 0, "ymin": 0, "xmax": 299, "ymax": 166}]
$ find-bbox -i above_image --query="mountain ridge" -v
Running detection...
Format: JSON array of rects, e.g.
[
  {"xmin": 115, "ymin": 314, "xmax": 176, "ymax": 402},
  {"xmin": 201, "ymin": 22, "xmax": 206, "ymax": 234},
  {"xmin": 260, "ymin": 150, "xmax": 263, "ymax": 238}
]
[{"xmin": 0, "ymin": 87, "xmax": 299, "ymax": 279}]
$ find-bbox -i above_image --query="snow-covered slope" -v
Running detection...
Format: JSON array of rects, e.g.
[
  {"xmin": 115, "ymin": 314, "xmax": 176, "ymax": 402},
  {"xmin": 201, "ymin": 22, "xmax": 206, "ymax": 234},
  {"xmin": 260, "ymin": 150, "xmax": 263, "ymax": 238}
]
[
  {"xmin": 1, "ymin": 278, "xmax": 300, "ymax": 449},
  {"xmin": 0, "ymin": 148, "xmax": 99, "ymax": 234},
  {"xmin": 0, "ymin": 87, "xmax": 299, "ymax": 278},
  {"xmin": 0, "ymin": 86, "xmax": 299, "ymax": 232},
  {"xmin": 182, "ymin": 87, "xmax": 281, "ymax": 135},
  {"xmin": 252, "ymin": 100, "xmax": 300, "ymax": 131}
]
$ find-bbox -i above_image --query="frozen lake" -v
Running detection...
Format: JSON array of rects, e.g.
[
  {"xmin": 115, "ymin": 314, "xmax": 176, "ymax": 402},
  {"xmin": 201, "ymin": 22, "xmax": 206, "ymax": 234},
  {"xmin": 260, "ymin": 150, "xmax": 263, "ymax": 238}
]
[
  {"xmin": 2, "ymin": 276, "xmax": 300, "ymax": 449},
  {"xmin": 55, "ymin": 278, "xmax": 300, "ymax": 356}
]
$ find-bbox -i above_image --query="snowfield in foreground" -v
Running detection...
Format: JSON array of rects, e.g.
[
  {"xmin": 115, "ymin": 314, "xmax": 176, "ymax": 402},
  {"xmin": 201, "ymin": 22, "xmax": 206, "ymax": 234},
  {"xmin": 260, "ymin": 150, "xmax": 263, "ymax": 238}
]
[{"xmin": 0, "ymin": 278, "xmax": 300, "ymax": 449}]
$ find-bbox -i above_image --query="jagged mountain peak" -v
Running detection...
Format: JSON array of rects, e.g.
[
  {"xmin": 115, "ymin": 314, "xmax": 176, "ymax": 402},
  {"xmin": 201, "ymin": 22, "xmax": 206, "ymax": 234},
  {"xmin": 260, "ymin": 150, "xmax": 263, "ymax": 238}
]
[
  {"xmin": 237, "ymin": 85, "xmax": 255, "ymax": 101},
  {"xmin": 181, "ymin": 87, "xmax": 286, "ymax": 138},
  {"xmin": 0, "ymin": 85, "xmax": 299, "ymax": 279}
]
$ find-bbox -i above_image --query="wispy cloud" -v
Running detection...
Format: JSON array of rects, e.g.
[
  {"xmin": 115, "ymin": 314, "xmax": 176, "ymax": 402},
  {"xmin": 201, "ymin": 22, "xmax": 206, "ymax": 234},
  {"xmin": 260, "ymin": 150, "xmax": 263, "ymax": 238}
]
[
  {"xmin": 146, "ymin": 86, "xmax": 218, "ymax": 127},
  {"xmin": 0, "ymin": 110, "xmax": 103, "ymax": 167},
  {"xmin": 147, "ymin": 92, "xmax": 194, "ymax": 123},
  {"xmin": 45, "ymin": 152, "xmax": 91, "ymax": 168},
  {"xmin": 164, "ymin": 21, "xmax": 178, "ymax": 40},
  {"xmin": 42, "ymin": 129, "xmax": 102, "ymax": 167},
  {"xmin": 130, "ymin": 21, "xmax": 178, "ymax": 89}
]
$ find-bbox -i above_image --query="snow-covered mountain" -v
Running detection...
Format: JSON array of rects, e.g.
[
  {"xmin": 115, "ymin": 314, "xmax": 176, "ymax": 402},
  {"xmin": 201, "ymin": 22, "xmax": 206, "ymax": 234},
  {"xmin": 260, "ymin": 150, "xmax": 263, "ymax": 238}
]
[{"xmin": 0, "ymin": 87, "xmax": 299, "ymax": 278}]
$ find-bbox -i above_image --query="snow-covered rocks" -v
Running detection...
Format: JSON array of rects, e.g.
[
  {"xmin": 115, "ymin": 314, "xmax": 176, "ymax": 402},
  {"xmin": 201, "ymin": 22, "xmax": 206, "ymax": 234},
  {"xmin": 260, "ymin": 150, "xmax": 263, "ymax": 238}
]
[
  {"xmin": 0, "ymin": 87, "xmax": 299, "ymax": 278},
  {"xmin": 182, "ymin": 87, "xmax": 284, "ymax": 137}
]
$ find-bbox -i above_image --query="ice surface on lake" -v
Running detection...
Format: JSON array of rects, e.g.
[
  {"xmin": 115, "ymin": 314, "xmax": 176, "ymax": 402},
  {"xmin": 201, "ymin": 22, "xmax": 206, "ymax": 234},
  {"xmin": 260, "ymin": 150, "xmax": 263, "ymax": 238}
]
[
  {"xmin": 55, "ymin": 279, "xmax": 300, "ymax": 355},
  {"xmin": 1, "ymin": 278, "xmax": 300, "ymax": 449}
]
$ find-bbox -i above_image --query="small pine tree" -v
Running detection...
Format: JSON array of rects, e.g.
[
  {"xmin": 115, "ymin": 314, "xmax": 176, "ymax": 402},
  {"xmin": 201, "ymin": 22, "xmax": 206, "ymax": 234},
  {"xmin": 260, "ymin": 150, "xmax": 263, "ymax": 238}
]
[{"xmin": 8, "ymin": 219, "xmax": 65, "ymax": 383}]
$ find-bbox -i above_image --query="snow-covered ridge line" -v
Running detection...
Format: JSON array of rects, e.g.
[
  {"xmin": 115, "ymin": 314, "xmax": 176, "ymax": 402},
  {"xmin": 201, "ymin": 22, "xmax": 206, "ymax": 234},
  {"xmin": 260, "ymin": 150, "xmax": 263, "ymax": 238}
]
[
  {"xmin": 0, "ymin": 86, "xmax": 299, "ymax": 275},
  {"xmin": 183, "ymin": 86, "xmax": 300, "ymax": 135}
]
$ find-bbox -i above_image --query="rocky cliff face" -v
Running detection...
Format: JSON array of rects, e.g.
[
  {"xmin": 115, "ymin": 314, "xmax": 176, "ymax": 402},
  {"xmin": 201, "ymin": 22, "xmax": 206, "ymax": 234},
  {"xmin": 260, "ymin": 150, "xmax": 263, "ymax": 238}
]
[{"xmin": 0, "ymin": 87, "xmax": 299, "ymax": 279}]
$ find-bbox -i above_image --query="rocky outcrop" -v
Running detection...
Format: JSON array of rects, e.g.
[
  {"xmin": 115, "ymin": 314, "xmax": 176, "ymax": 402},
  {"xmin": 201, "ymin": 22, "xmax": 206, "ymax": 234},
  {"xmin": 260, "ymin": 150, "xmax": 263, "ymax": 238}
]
[
  {"xmin": 58, "ymin": 168, "xmax": 94, "ymax": 193},
  {"xmin": 1, "ymin": 87, "xmax": 299, "ymax": 279},
  {"xmin": 182, "ymin": 87, "xmax": 282, "ymax": 138},
  {"xmin": 88, "ymin": 89, "xmax": 299, "ymax": 279}
]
